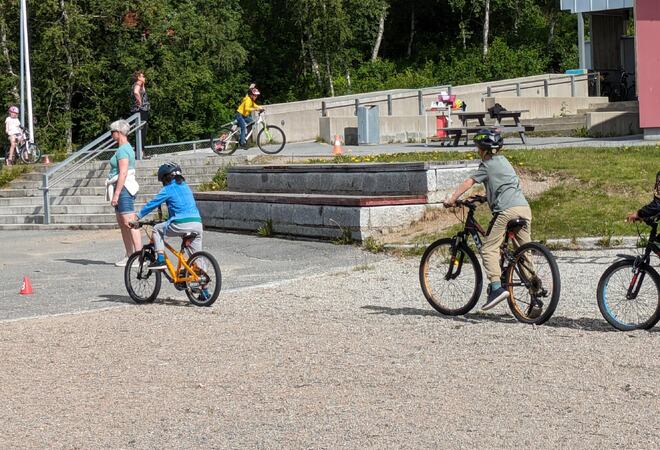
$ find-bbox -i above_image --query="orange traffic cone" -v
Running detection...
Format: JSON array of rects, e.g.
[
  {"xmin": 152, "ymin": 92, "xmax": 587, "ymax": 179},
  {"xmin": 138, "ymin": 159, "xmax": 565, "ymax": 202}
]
[
  {"xmin": 19, "ymin": 276, "xmax": 33, "ymax": 295},
  {"xmin": 332, "ymin": 134, "xmax": 343, "ymax": 156}
]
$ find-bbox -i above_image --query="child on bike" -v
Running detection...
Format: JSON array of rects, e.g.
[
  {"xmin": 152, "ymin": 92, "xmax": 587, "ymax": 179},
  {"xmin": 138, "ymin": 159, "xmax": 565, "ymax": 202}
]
[
  {"xmin": 235, "ymin": 86, "xmax": 263, "ymax": 148},
  {"xmin": 4, "ymin": 106, "xmax": 20, "ymax": 166},
  {"xmin": 445, "ymin": 129, "xmax": 532, "ymax": 310},
  {"xmin": 626, "ymin": 170, "xmax": 660, "ymax": 224},
  {"xmin": 130, "ymin": 162, "xmax": 203, "ymax": 271}
]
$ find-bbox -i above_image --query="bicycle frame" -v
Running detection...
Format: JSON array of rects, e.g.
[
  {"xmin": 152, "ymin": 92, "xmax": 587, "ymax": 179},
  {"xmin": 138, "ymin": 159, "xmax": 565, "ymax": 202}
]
[
  {"xmin": 615, "ymin": 219, "xmax": 659, "ymax": 300},
  {"xmin": 140, "ymin": 224, "xmax": 202, "ymax": 285}
]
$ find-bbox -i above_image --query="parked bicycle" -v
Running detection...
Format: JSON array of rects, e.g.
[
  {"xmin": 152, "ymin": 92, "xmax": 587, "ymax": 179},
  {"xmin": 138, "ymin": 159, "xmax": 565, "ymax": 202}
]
[
  {"xmin": 5, "ymin": 126, "xmax": 41, "ymax": 165},
  {"xmin": 210, "ymin": 110, "xmax": 286, "ymax": 155},
  {"xmin": 419, "ymin": 196, "xmax": 561, "ymax": 325},
  {"xmin": 596, "ymin": 214, "xmax": 660, "ymax": 331},
  {"xmin": 124, "ymin": 219, "xmax": 221, "ymax": 307}
]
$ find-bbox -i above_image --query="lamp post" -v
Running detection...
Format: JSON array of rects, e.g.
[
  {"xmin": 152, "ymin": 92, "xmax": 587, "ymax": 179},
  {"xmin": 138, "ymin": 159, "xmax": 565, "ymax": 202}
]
[{"xmin": 19, "ymin": 0, "xmax": 35, "ymax": 143}]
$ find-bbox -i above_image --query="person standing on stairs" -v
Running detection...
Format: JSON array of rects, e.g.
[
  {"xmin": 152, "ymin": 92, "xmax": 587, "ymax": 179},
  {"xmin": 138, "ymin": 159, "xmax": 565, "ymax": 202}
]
[{"xmin": 106, "ymin": 120, "xmax": 141, "ymax": 267}]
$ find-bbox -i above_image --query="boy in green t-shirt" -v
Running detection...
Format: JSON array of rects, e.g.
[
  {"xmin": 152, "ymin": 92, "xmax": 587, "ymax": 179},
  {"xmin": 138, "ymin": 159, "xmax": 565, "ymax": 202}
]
[{"xmin": 445, "ymin": 129, "xmax": 532, "ymax": 310}]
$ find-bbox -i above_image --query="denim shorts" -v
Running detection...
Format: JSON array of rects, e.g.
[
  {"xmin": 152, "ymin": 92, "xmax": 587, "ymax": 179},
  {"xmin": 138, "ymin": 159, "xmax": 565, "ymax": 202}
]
[{"xmin": 114, "ymin": 187, "xmax": 135, "ymax": 214}]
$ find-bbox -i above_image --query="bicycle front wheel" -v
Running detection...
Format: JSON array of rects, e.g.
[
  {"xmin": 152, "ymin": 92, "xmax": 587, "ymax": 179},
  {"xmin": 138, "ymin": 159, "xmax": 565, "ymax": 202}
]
[
  {"xmin": 20, "ymin": 143, "xmax": 42, "ymax": 164},
  {"xmin": 124, "ymin": 250, "xmax": 162, "ymax": 304},
  {"xmin": 506, "ymin": 242, "xmax": 560, "ymax": 325},
  {"xmin": 211, "ymin": 127, "xmax": 239, "ymax": 156},
  {"xmin": 257, "ymin": 125, "xmax": 286, "ymax": 154},
  {"xmin": 597, "ymin": 260, "xmax": 660, "ymax": 331},
  {"xmin": 419, "ymin": 238, "xmax": 483, "ymax": 315},
  {"xmin": 184, "ymin": 251, "xmax": 221, "ymax": 307}
]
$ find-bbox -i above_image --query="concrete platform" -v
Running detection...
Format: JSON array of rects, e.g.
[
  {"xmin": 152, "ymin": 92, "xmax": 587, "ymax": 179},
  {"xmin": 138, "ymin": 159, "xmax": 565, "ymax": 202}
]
[{"xmin": 196, "ymin": 161, "xmax": 479, "ymax": 240}]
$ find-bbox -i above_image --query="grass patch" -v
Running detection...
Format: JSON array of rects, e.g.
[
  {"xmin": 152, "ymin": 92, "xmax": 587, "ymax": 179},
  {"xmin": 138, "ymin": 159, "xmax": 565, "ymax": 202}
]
[
  {"xmin": 197, "ymin": 165, "xmax": 230, "ymax": 191},
  {"xmin": 0, "ymin": 165, "xmax": 30, "ymax": 188},
  {"xmin": 306, "ymin": 146, "xmax": 658, "ymax": 241},
  {"xmin": 362, "ymin": 236, "xmax": 385, "ymax": 253},
  {"xmin": 257, "ymin": 219, "xmax": 274, "ymax": 237}
]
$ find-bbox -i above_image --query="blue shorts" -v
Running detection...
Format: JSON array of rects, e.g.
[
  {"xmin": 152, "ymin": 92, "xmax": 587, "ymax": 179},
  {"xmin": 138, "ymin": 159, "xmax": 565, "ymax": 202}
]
[{"xmin": 114, "ymin": 187, "xmax": 135, "ymax": 214}]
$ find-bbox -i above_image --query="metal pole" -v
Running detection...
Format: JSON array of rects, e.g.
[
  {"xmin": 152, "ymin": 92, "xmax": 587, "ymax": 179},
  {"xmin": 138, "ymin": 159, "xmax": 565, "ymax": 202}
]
[
  {"xmin": 354, "ymin": 98, "xmax": 359, "ymax": 116},
  {"xmin": 577, "ymin": 12, "xmax": 586, "ymax": 70},
  {"xmin": 42, "ymin": 173, "xmax": 50, "ymax": 225},
  {"xmin": 387, "ymin": 94, "xmax": 392, "ymax": 116},
  {"xmin": 20, "ymin": 0, "xmax": 34, "ymax": 143},
  {"xmin": 516, "ymin": 83, "xmax": 521, "ymax": 97},
  {"xmin": 570, "ymin": 75, "xmax": 576, "ymax": 97},
  {"xmin": 19, "ymin": 1, "xmax": 25, "ymax": 126},
  {"xmin": 417, "ymin": 90, "xmax": 423, "ymax": 116},
  {"xmin": 321, "ymin": 101, "xmax": 327, "ymax": 117},
  {"xmin": 543, "ymin": 79, "xmax": 549, "ymax": 97},
  {"xmin": 486, "ymin": 86, "xmax": 492, "ymax": 97},
  {"xmin": 135, "ymin": 115, "xmax": 142, "ymax": 160},
  {"xmin": 595, "ymin": 72, "xmax": 601, "ymax": 97}
]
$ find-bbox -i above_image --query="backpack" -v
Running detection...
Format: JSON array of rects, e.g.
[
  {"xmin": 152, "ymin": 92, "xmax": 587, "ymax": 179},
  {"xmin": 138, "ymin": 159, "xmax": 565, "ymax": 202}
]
[{"xmin": 487, "ymin": 103, "xmax": 507, "ymax": 119}]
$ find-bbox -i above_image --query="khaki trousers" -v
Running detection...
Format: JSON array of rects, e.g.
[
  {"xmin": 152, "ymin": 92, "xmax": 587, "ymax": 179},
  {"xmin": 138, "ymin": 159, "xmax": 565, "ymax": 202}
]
[{"xmin": 481, "ymin": 205, "xmax": 532, "ymax": 283}]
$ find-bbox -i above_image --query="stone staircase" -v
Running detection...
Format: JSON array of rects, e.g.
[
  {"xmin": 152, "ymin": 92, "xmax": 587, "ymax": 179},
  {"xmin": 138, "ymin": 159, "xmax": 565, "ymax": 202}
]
[{"xmin": 0, "ymin": 153, "xmax": 246, "ymax": 229}]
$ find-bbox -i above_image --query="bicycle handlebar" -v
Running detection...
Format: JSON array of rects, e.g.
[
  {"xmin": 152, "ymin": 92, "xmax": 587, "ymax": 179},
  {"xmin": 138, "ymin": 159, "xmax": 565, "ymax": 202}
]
[
  {"xmin": 130, "ymin": 219, "xmax": 164, "ymax": 229},
  {"xmin": 444, "ymin": 195, "xmax": 487, "ymax": 208}
]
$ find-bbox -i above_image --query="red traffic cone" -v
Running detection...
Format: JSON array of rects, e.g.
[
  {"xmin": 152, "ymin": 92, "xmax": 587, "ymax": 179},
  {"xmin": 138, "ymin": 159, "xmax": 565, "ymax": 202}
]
[
  {"xmin": 19, "ymin": 276, "xmax": 33, "ymax": 295},
  {"xmin": 332, "ymin": 134, "xmax": 343, "ymax": 156}
]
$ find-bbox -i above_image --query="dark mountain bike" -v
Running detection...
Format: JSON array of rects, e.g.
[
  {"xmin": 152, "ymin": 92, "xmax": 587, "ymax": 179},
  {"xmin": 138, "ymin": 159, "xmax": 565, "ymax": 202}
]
[
  {"xmin": 596, "ymin": 214, "xmax": 660, "ymax": 331},
  {"xmin": 419, "ymin": 196, "xmax": 561, "ymax": 325}
]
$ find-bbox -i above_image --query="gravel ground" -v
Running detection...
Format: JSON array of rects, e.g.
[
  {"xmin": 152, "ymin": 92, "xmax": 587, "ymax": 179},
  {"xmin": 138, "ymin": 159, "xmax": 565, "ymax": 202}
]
[{"xmin": 0, "ymin": 248, "xmax": 658, "ymax": 449}]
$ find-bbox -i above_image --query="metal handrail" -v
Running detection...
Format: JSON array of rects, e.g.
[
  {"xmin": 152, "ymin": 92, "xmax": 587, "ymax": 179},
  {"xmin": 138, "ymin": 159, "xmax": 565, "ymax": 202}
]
[
  {"xmin": 40, "ymin": 113, "xmax": 145, "ymax": 225},
  {"xmin": 485, "ymin": 72, "xmax": 600, "ymax": 98},
  {"xmin": 321, "ymin": 85, "xmax": 453, "ymax": 117}
]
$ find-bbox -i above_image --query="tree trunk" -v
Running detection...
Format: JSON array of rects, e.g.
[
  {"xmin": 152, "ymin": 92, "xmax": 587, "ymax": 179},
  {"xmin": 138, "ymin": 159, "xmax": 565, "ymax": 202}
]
[
  {"xmin": 547, "ymin": 17, "xmax": 556, "ymax": 48},
  {"xmin": 482, "ymin": 0, "xmax": 490, "ymax": 57},
  {"xmin": 407, "ymin": 5, "xmax": 415, "ymax": 57},
  {"xmin": 325, "ymin": 52, "xmax": 334, "ymax": 97},
  {"xmin": 302, "ymin": 31, "xmax": 322, "ymax": 89},
  {"xmin": 0, "ymin": 17, "xmax": 18, "ymax": 101},
  {"xmin": 371, "ymin": 8, "xmax": 386, "ymax": 61}
]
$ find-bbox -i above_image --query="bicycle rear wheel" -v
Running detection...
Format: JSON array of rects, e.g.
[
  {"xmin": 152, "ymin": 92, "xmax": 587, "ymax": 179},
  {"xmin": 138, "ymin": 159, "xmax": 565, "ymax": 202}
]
[
  {"xmin": 124, "ymin": 250, "xmax": 162, "ymax": 304},
  {"xmin": 184, "ymin": 251, "xmax": 221, "ymax": 307},
  {"xmin": 211, "ymin": 127, "xmax": 239, "ymax": 155},
  {"xmin": 506, "ymin": 242, "xmax": 560, "ymax": 325},
  {"xmin": 419, "ymin": 238, "xmax": 483, "ymax": 315},
  {"xmin": 597, "ymin": 260, "xmax": 660, "ymax": 331},
  {"xmin": 20, "ymin": 143, "xmax": 41, "ymax": 164},
  {"xmin": 257, "ymin": 125, "xmax": 286, "ymax": 154}
]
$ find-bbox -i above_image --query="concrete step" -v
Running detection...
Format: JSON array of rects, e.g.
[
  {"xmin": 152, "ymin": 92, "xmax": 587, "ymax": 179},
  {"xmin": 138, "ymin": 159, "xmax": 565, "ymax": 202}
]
[
  {"xmin": 57, "ymin": 154, "xmax": 245, "ymax": 172},
  {"xmin": 0, "ymin": 195, "xmax": 106, "ymax": 206},
  {"xmin": 0, "ymin": 212, "xmax": 119, "ymax": 225},
  {"xmin": 0, "ymin": 181, "xmax": 207, "ymax": 197},
  {"xmin": 577, "ymin": 100, "xmax": 639, "ymax": 114},
  {"xmin": 20, "ymin": 164, "xmax": 226, "ymax": 181},
  {"xmin": 7, "ymin": 174, "xmax": 218, "ymax": 190},
  {"xmin": 0, "ymin": 203, "xmax": 145, "ymax": 215}
]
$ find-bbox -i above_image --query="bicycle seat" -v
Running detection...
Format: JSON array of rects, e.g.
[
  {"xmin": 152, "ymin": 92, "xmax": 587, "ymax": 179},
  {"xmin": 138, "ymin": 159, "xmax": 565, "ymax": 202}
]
[
  {"xmin": 182, "ymin": 233, "xmax": 199, "ymax": 246},
  {"xmin": 506, "ymin": 218, "xmax": 528, "ymax": 234}
]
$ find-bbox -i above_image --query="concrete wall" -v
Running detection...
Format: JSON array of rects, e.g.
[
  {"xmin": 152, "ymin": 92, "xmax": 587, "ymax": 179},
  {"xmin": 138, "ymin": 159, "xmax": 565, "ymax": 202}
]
[
  {"xmin": 587, "ymin": 111, "xmax": 641, "ymax": 136},
  {"xmin": 635, "ymin": 0, "xmax": 660, "ymax": 138},
  {"xmin": 265, "ymin": 74, "xmax": 592, "ymax": 142},
  {"xmin": 484, "ymin": 96, "xmax": 609, "ymax": 119}
]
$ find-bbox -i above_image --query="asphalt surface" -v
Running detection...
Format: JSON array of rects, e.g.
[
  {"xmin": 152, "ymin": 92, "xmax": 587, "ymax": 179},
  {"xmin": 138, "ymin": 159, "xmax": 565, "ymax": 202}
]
[{"xmin": 0, "ymin": 229, "xmax": 382, "ymax": 321}]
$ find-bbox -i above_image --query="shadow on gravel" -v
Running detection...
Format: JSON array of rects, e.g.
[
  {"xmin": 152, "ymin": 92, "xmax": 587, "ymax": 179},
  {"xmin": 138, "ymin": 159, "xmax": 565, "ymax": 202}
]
[
  {"xmin": 95, "ymin": 294, "xmax": 192, "ymax": 308},
  {"xmin": 57, "ymin": 258, "xmax": 113, "ymax": 266},
  {"xmin": 362, "ymin": 305, "xmax": 632, "ymax": 332}
]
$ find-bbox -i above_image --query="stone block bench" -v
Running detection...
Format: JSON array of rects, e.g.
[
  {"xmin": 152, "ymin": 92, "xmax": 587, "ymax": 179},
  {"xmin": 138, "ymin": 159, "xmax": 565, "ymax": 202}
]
[{"xmin": 195, "ymin": 161, "xmax": 479, "ymax": 241}]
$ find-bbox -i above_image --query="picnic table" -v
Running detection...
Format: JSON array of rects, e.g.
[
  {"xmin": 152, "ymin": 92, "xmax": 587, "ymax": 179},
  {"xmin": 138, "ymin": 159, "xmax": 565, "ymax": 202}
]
[{"xmin": 432, "ymin": 109, "xmax": 534, "ymax": 146}]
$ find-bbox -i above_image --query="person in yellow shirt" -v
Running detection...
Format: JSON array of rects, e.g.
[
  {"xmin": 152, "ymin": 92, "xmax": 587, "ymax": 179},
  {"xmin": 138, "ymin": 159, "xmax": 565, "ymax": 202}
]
[{"xmin": 235, "ymin": 87, "xmax": 263, "ymax": 147}]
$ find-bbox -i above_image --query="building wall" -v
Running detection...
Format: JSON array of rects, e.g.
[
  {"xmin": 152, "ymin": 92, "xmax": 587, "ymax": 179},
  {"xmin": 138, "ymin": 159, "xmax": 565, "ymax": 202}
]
[{"xmin": 636, "ymin": 0, "xmax": 660, "ymax": 129}]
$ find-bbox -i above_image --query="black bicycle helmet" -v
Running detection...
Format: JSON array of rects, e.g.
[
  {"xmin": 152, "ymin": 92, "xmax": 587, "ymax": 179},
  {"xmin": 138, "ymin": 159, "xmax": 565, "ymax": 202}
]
[
  {"xmin": 157, "ymin": 162, "xmax": 182, "ymax": 183},
  {"xmin": 473, "ymin": 129, "xmax": 503, "ymax": 153}
]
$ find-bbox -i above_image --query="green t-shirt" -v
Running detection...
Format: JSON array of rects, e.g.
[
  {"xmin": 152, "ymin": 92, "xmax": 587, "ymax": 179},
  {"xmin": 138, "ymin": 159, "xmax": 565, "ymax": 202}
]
[
  {"xmin": 470, "ymin": 155, "xmax": 528, "ymax": 213},
  {"xmin": 108, "ymin": 143, "xmax": 135, "ymax": 179}
]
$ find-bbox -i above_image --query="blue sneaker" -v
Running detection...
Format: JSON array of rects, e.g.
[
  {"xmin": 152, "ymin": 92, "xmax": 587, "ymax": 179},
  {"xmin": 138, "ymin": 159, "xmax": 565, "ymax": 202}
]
[
  {"xmin": 200, "ymin": 288, "xmax": 210, "ymax": 300},
  {"xmin": 482, "ymin": 286, "xmax": 509, "ymax": 310}
]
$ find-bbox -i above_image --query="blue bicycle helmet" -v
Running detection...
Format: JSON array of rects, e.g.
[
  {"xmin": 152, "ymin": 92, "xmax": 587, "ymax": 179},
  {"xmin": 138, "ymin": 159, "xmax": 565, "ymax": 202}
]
[
  {"xmin": 473, "ymin": 129, "xmax": 503, "ymax": 153},
  {"xmin": 157, "ymin": 162, "xmax": 182, "ymax": 184}
]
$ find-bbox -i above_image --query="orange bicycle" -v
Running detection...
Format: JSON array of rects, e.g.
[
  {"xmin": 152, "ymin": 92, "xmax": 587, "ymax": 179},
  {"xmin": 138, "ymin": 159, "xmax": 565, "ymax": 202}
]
[{"xmin": 124, "ymin": 219, "xmax": 221, "ymax": 306}]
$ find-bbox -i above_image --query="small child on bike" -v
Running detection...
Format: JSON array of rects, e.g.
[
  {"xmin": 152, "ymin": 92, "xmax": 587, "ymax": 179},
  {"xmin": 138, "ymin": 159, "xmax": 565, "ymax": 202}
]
[
  {"xmin": 445, "ymin": 129, "xmax": 532, "ymax": 310},
  {"xmin": 4, "ymin": 106, "xmax": 20, "ymax": 166},
  {"xmin": 130, "ymin": 162, "xmax": 203, "ymax": 271},
  {"xmin": 235, "ymin": 86, "xmax": 263, "ymax": 148},
  {"xmin": 626, "ymin": 170, "xmax": 660, "ymax": 224}
]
